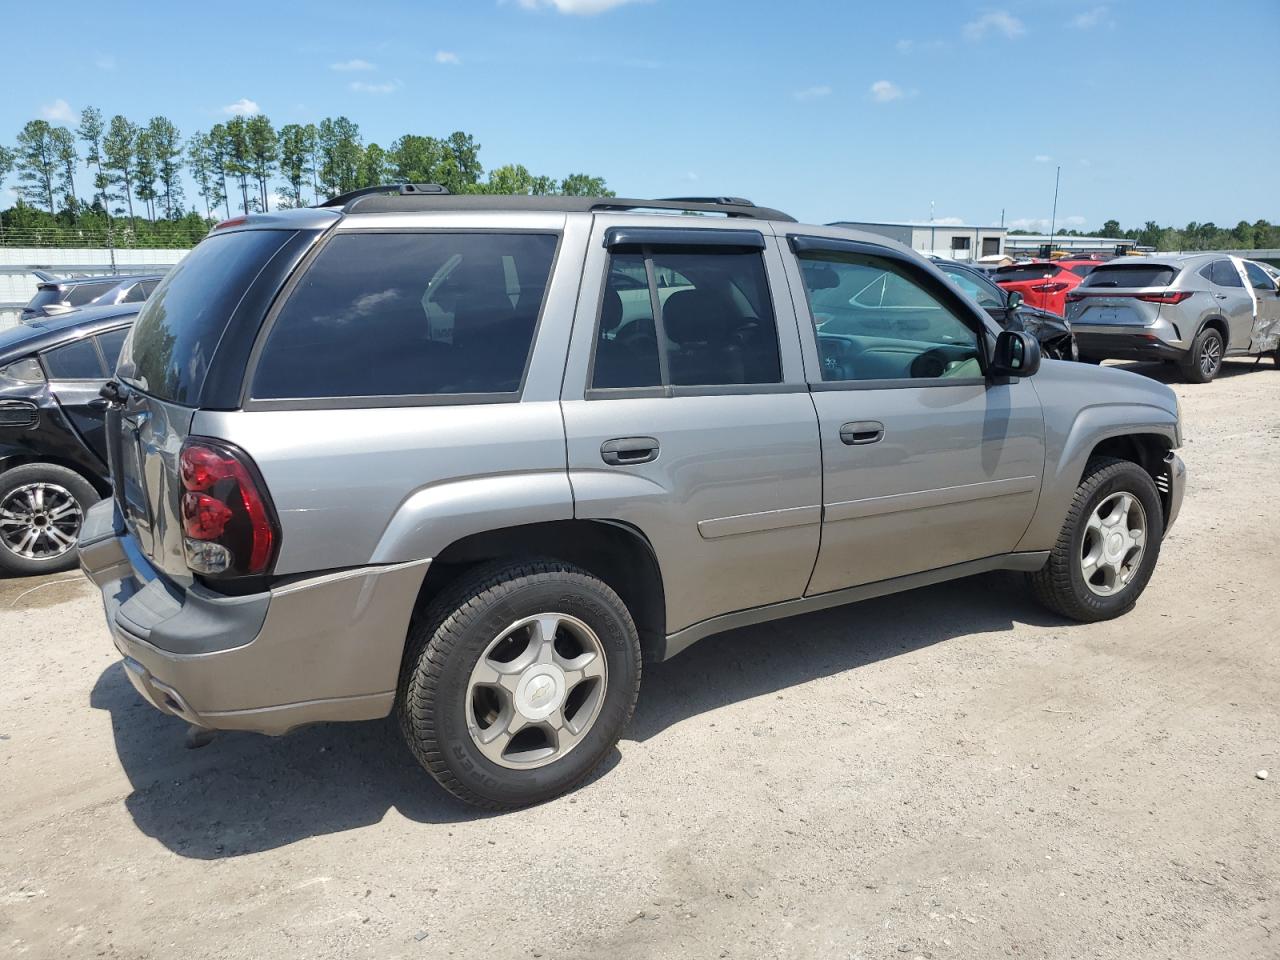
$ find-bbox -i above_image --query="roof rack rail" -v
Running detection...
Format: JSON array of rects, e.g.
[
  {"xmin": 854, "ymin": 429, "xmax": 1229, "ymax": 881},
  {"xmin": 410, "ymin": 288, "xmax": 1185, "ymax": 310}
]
[
  {"xmin": 335, "ymin": 192, "xmax": 795, "ymax": 221},
  {"xmin": 658, "ymin": 196, "xmax": 755, "ymax": 207},
  {"xmin": 317, "ymin": 183, "xmax": 450, "ymax": 208}
]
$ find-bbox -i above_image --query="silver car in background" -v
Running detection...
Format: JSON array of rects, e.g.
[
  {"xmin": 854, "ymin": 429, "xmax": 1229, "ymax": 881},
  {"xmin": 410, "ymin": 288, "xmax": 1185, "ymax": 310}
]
[{"xmin": 1067, "ymin": 254, "xmax": 1280, "ymax": 382}]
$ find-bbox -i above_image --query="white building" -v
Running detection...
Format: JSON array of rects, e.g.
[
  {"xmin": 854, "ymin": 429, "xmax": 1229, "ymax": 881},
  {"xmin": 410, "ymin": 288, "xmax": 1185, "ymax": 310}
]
[{"xmin": 828, "ymin": 220, "xmax": 1007, "ymax": 262}]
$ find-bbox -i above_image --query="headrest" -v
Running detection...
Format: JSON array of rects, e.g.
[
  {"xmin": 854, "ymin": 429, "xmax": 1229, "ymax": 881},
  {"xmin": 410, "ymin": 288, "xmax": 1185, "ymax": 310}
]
[
  {"xmin": 601, "ymin": 288, "xmax": 623, "ymax": 331},
  {"xmin": 662, "ymin": 289, "xmax": 735, "ymax": 345}
]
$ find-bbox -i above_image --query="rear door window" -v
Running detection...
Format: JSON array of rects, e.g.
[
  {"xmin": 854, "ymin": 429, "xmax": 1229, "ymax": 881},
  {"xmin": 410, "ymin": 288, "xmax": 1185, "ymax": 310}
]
[
  {"xmin": 125, "ymin": 229, "xmax": 296, "ymax": 404},
  {"xmin": 252, "ymin": 232, "xmax": 559, "ymax": 400},
  {"xmin": 96, "ymin": 327, "xmax": 130, "ymax": 370},
  {"xmin": 67, "ymin": 281, "xmax": 114, "ymax": 306},
  {"xmin": 42, "ymin": 338, "xmax": 106, "ymax": 379},
  {"xmin": 1208, "ymin": 260, "xmax": 1243, "ymax": 288},
  {"xmin": 1082, "ymin": 264, "xmax": 1178, "ymax": 288},
  {"xmin": 591, "ymin": 247, "xmax": 781, "ymax": 390},
  {"xmin": 1242, "ymin": 261, "xmax": 1273, "ymax": 291}
]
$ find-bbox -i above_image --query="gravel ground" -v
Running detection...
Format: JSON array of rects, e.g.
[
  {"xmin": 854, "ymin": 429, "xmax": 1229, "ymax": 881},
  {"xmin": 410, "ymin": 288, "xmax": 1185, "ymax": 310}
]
[{"xmin": 1, "ymin": 359, "xmax": 1277, "ymax": 960}]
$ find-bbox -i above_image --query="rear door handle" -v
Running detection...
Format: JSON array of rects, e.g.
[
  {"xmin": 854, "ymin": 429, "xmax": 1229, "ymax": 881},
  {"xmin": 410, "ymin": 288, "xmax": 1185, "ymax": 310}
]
[
  {"xmin": 1215, "ymin": 293, "xmax": 1228, "ymax": 299},
  {"xmin": 601, "ymin": 437, "xmax": 659, "ymax": 465},
  {"xmin": 839, "ymin": 421, "xmax": 884, "ymax": 445}
]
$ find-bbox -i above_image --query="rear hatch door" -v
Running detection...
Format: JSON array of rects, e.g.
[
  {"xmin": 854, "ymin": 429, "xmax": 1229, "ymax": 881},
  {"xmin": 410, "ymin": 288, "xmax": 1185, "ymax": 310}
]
[
  {"xmin": 111, "ymin": 225, "xmax": 325, "ymax": 582},
  {"xmin": 1065, "ymin": 262, "xmax": 1181, "ymax": 328}
]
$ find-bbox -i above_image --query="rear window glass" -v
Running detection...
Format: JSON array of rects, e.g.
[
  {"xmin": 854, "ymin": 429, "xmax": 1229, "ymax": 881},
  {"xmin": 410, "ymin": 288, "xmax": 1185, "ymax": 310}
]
[
  {"xmin": 1066, "ymin": 264, "xmax": 1095, "ymax": 277},
  {"xmin": 1082, "ymin": 264, "xmax": 1178, "ymax": 288},
  {"xmin": 252, "ymin": 232, "xmax": 558, "ymax": 400},
  {"xmin": 996, "ymin": 264, "xmax": 1061, "ymax": 282},
  {"xmin": 43, "ymin": 338, "xmax": 105, "ymax": 379},
  {"xmin": 125, "ymin": 230, "xmax": 294, "ymax": 404},
  {"xmin": 67, "ymin": 281, "xmax": 116, "ymax": 306}
]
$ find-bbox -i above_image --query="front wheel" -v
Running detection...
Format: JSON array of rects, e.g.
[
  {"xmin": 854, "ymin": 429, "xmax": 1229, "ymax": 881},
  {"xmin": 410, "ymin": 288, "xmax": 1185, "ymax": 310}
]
[
  {"xmin": 1028, "ymin": 457, "xmax": 1164, "ymax": 622},
  {"xmin": 0, "ymin": 463, "xmax": 99, "ymax": 576},
  {"xmin": 398, "ymin": 559, "xmax": 642, "ymax": 809}
]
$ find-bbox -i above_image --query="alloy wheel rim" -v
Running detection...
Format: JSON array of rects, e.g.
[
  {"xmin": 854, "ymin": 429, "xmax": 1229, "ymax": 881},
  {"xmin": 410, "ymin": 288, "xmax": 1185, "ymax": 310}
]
[
  {"xmin": 1079, "ymin": 491, "xmax": 1146, "ymax": 597},
  {"xmin": 1201, "ymin": 336, "xmax": 1222, "ymax": 376},
  {"xmin": 465, "ymin": 613, "xmax": 608, "ymax": 770},
  {"xmin": 0, "ymin": 482, "xmax": 82, "ymax": 560}
]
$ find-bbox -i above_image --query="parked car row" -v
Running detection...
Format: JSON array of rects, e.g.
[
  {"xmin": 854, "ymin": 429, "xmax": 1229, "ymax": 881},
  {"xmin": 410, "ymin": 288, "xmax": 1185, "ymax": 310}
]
[{"xmin": 20, "ymin": 271, "xmax": 161, "ymax": 323}]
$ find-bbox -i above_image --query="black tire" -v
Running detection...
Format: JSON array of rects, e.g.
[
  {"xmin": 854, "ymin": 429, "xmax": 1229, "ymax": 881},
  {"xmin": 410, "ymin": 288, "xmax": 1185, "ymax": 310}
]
[
  {"xmin": 0, "ymin": 463, "xmax": 99, "ymax": 576},
  {"xmin": 1028, "ymin": 457, "xmax": 1164, "ymax": 623},
  {"xmin": 398, "ymin": 559, "xmax": 642, "ymax": 809},
  {"xmin": 1180, "ymin": 326, "xmax": 1224, "ymax": 383},
  {"xmin": 1273, "ymin": 347, "xmax": 1279, "ymax": 369}
]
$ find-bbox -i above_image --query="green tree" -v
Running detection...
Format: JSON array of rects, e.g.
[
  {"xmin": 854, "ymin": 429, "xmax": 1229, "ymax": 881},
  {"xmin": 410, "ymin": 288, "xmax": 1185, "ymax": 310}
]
[
  {"xmin": 206, "ymin": 123, "xmax": 233, "ymax": 218},
  {"xmin": 1100, "ymin": 219, "xmax": 1121, "ymax": 237},
  {"xmin": 50, "ymin": 127, "xmax": 79, "ymax": 216},
  {"xmin": 0, "ymin": 144, "xmax": 14, "ymax": 196},
  {"xmin": 317, "ymin": 116, "xmax": 362, "ymax": 197},
  {"xmin": 277, "ymin": 123, "xmax": 314, "ymax": 207},
  {"xmin": 14, "ymin": 120, "xmax": 58, "ymax": 212},
  {"xmin": 304, "ymin": 123, "xmax": 321, "ymax": 203},
  {"xmin": 134, "ymin": 128, "xmax": 159, "ymax": 221},
  {"xmin": 146, "ymin": 116, "xmax": 184, "ymax": 219},
  {"xmin": 102, "ymin": 115, "xmax": 139, "ymax": 220},
  {"xmin": 77, "ymin": 106, "xmax": 110, "ymax": 210},
  {"xmin": 186, "ymin": 131, "xmax": 223, "ymax": 220},
  {"xmin": 357, "ymin": 142, "xmax": 389, "ymax": 187},
  {"xmin": 484, "ymin": 163, "xmax": 536, "ymax": 195},
  {"xmin": 245, "ymin": 114, "xmax": 277, "ymax": 211},
  {"xmin": 559, "ymin": 173, "xmax": 612, "ymax": 197},
  {"xmin": 219, "ymin": 116, "xmax": 253, "ymax": 212},
  {"xmin": 388, "ymin": 134, "xmax": 443, "ymax": 183},
  {"xmin": 437, "ymin": 131, "xmax": 482, "ymax": 193}
]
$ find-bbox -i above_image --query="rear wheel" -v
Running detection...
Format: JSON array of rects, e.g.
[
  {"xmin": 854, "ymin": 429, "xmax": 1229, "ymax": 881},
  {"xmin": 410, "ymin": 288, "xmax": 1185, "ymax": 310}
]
[
  {"xmin": 398, "ymin": 559, "xmax": 642, "ymax": 809},
  {"xmin": 0, "ymin": 463, "xmax": 99, "ymax": 576},
  {"xmin": 1181, "ymin": 327, "xmax": 1223, "ymax": 383},
  {"xmin": 1028, "ymin": 457, "xmax": 1164, "ymax": 622}
]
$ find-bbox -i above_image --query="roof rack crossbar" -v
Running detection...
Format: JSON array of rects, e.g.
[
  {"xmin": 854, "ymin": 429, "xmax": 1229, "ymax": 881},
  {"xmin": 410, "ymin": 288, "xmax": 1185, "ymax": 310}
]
[
  {"xmin": 317, "ymin": 183, "xmax": 450, "ymax": 208},
  {"xmin": 657, "ymin": 196, "xmax": 756, "ymax": 207}
]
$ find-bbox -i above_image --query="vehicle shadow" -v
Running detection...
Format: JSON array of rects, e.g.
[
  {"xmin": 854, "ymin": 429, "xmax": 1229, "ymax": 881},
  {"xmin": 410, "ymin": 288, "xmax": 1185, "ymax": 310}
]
[
  {"xmin": 1106, "ymin": 358, "xmax": 1267, "ymax": 383},
  {"xmin": 92, "ymin": 570, "xmax": 1065, "ymax": 858}
]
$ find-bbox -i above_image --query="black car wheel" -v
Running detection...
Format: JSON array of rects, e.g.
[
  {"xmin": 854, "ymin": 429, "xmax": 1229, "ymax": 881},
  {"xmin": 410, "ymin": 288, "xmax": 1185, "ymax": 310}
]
[{"xmin": 0, "ymin": 464, "xmax": 99, "ymax": 576}]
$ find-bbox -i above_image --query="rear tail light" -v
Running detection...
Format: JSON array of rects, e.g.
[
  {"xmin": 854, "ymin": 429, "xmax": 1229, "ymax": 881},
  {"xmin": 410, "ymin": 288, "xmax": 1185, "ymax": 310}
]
[
  {"xmin": 1030, "ymin": 282, "xmax": 1069, "ymax": 293},
  {"xmin": 179, "ymin": 438, "xmax": 279, "ymax": 577},
  {"xmin": 1065, "ymin": 292, "xmax": 1085, "ymax": 303},
  {"xmin": 211, "ymin": 215, "xmax": 249, "ymax": 232},
  {"xmin": 1137, "ymin": 291, "xmax": 1193, "ymax": 304}
]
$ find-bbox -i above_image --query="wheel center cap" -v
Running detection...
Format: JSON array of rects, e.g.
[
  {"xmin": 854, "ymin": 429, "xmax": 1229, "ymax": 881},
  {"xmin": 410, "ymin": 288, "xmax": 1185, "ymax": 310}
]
[
  {"xmin": 1105, "ymin": 531, "xmax": 1125, "ymax": 559},
  {"xmin": 514, "ymin": 666, "xmax": 566, "ymax": 721}
]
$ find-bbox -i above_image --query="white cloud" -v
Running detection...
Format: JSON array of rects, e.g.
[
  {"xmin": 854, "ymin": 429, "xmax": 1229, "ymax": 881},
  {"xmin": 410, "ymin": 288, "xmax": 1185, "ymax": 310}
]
[
  {"xmin": 514, "ymin": 0, "xmax": 643, "ymax": 13},
  {"xmin": 1079, "ymin": 158, "xmax": 1092, "ymax": 167},
  {"xmin": 1063, "ymin": 215, "xmax": 1086, "ymax": 227},
  {"xmin": 221, "ymin": 98, "xmax": 260, "ymax": 116},
  {"xmin": 794, "ymin": 85, "xmax": 832, "ymax": 101},
  {"xmin": 932, "ymin": 216, "xmax": 966, "ymax": 226},
  {"xmin": 94, "ymin": 55, "xmax": 117, "ymax": 71},
  {"xmin": 963, "ymin": 10, "xmax": 1026, "ymax": 41},
  {"xmin": 435, "ymin": 50, "xmax": 461, "ymax": 65},
  {"xmin": 869, "ymin": 80, "xmax": 905, "ymax": 103},
  {"xmin": 1034, "ymin": 154, "xmax": 1051, "ymax": 163},
  {"xmin": 896, "ymin": 38, "xmax": 946, "ymax": 54},
  {"xmin": 683, "ymin": 171, "xmax": 698, "ymax": 181},
  {"xmin": 1072, "ymin": 5, "xmax": 1109, "ymax": 28},
  {"xmin": 331, "ymin": 58, "xmax": 376, "ymax": 71},
  {"xmin": 1006, "ymin": 215, "xmax": 1087, "ymax": 231},
  {"xmin": 41, "ymin": 99, "xmax": 76, "ymax": 123},
  {"xmin": 350, "ymin": 80, "xmax": 402, "ymax": 94}
]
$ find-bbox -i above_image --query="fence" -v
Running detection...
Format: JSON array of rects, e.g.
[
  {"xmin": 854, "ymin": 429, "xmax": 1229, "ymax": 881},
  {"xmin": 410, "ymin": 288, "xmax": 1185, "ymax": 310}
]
[{"xmin": 0, "ymin": 225, "xmax": 207, "ymax": 250}]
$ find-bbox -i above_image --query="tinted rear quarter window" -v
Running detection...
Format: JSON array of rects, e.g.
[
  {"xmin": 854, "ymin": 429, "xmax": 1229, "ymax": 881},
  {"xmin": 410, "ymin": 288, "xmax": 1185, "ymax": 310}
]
[
  {"xmin": 125, "ymin": 230, "xmax": 294, "ymax": 404},
  {"xmin": 97, "ymin": 327, "xmax": 130, "ymax": 370},
  {"xmin": 1082, "ymin": 264, "xmax": 1178, "ymax": 288},
  {"xmin": 43, "ymin": 337, "xmax": 105, "ymax": 379},
  {"xmin": 996, "ymin": 264, "xmax": 1061, "ymax": 283},
  {"xmin": 252, "ymin": 232, "xmax": 559, "ymax": 400},
  {"xmin": 1208, "ymin": 260, "xmax": 1243, "ymax": 288},
  {"xmin": 67, "ymin": 281, "xmax": 115, "ymax": 306},
  {"xmin": 27, "ymin": 287, "xmax": 63, "ymax": 310}
]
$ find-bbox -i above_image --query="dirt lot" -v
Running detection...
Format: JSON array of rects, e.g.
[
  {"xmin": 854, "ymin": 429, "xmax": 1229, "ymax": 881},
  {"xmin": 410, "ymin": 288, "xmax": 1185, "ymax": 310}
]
[{"xmin": 1, "ymin": 360, "xmax": 1277, "ymax": 960}]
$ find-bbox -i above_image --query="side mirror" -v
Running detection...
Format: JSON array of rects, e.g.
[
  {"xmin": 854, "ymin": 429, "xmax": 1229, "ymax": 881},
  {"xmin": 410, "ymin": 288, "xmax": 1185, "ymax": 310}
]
[
  {"xmin": 1006, "ymin": 290, "xmax": 1024, "ymax": 309},
  {"xmin": 989, "ymin": 330, "xmax": 1041, "ymax": 378}
]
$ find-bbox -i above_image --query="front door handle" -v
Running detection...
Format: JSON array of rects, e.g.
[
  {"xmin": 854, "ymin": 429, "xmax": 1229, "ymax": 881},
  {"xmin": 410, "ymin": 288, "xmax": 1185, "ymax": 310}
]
[
  {"xmin": 839, "ymin": 421, "xmax": 884, "ymax": 445},
  {"xmin": 601, "ymin": 437, "xmax": 659, "ymax": 465},
  {"xmin": 1215, "ymin": 293, "xmax": 1228, "ymax": 299}
]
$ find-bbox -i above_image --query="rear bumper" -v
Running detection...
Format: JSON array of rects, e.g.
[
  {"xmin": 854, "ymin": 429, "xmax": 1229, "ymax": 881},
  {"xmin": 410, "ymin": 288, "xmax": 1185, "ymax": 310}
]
[
  {"xmin": 1074, "ymin": 326, "xmax": 1185, "ymax": 362},
  {"xmin": 79, "ymin": 500, "xmax": 427, "ymax": 735}
]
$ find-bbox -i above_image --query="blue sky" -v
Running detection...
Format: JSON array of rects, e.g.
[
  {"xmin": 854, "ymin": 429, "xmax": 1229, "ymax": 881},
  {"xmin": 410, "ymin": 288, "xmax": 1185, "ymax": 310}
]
[{"xmin": 4, "ymin": 0, "xmax": 1278, "ymax": 230}]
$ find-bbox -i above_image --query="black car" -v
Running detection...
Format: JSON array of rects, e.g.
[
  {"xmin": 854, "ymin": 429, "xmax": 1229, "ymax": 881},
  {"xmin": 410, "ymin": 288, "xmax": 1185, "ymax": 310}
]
[
  {"xmin": 932, "ymin": 258, "xmax": 1078, "ymax": 361},
  {"xmin": 0, "ymin": 303, "xmax": 139, "ymax": 574},
  {"xmin": 20, "ymin": 271, "xmax": 161, "ymax": 323}
]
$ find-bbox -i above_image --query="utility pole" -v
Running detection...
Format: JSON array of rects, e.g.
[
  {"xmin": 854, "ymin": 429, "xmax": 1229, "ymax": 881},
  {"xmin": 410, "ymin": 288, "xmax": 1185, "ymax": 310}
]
[{"xmin": 1048, "ymin": 165, "xmax": 1061, "ymax": 257}]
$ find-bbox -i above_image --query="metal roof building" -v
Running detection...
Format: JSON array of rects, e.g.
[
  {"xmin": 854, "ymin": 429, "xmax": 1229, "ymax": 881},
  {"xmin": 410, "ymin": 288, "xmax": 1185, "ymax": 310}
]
[{"xmin": 827, "ymin": 220, "xmax": 1007, "ymax": 262}]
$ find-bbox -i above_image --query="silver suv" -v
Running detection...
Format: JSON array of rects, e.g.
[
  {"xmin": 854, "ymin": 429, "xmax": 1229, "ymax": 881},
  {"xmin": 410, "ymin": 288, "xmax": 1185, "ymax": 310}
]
[
  {"xmin": 1067, "ymin": 254, "xmax": 1280, "ymax": 382},
  {"xmin": 79, "ymin": 188, "xmax": 1186, "ymax": 808}
]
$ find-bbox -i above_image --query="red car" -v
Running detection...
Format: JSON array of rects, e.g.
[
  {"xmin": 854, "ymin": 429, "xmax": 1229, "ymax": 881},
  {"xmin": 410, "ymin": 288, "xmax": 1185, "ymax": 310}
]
[{"xmin": 994, "ymin": 259, "xmax": 1098, "ymax": 315}]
